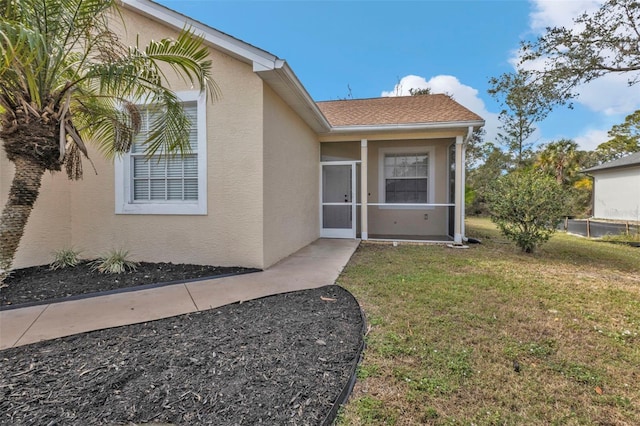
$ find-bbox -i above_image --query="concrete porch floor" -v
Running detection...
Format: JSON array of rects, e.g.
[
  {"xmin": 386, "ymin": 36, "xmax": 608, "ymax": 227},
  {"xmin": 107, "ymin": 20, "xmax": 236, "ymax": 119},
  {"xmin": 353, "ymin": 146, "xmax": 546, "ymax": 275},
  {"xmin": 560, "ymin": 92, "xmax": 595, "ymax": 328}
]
[{"xmin": 0, "ymin": 238, "xmax": 360, "ymax": 350}]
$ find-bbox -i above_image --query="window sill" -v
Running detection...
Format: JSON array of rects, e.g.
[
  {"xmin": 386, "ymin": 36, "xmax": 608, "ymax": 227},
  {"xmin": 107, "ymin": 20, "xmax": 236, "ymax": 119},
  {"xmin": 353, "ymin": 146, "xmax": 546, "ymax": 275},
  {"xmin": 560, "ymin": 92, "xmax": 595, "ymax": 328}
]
[
  {"xmin": 116, "ymin": 202, "xmax": 206, "ymax": 215},
  {"xmin": 368, "ymin": 203, "xmax": 439, "ymax": 211}
]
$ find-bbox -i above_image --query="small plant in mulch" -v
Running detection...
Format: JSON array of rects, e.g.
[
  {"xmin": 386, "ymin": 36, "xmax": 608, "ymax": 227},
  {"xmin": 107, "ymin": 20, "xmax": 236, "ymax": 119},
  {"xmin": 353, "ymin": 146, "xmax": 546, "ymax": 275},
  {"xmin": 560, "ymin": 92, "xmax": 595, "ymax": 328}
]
[
  {"xmin": 90, "ymin": 249, "xmax": 139, "ymax": 274},
  {"xmin": 50, "ymin": 248, "xmax": 83, "ymax": 270}
]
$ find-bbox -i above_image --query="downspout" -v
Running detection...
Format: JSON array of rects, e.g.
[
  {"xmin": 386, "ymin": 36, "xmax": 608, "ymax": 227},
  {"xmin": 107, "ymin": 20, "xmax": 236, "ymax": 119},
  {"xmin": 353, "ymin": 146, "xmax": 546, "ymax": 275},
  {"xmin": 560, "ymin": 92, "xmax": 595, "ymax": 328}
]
[{"xmin": 461, "ymin": 126, "xmax": 473, "ymax": 242}]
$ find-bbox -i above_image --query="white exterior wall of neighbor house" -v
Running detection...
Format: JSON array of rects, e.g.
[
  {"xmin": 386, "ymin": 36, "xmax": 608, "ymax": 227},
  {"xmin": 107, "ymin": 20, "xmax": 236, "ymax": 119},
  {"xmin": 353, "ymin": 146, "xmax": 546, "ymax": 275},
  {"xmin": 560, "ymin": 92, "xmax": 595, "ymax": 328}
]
[
  {"xmin": 3, "ymin": 7, "xmax": 269, "ymax": 269},
  {"xmin": 262, "ymin": 85, "xmax": 320, "ymax": 267},
  {"xmin": 592, "ymin": 167, "xmax": 640, "ymax": 221}
]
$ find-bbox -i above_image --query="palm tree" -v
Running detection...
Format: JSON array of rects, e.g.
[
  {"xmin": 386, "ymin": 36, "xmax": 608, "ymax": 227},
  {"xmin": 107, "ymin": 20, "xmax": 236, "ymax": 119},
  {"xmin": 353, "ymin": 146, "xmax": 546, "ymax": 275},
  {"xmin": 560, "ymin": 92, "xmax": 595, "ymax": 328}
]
[
  {"xmin": 535, "ymin": 139, "xmax": 580, "ymax": 185},
  {"xmin": 0, "ymin": 0, "xmax": 218, "ymax": 280}
]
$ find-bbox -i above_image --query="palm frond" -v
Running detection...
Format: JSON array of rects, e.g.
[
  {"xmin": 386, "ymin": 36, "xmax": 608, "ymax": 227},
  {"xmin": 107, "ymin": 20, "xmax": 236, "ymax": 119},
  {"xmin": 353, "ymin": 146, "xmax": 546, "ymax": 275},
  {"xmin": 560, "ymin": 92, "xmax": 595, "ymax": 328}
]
[
  {"xmin": 2, "ymin": 0, "xmax": 217, "ymax": 168},
  {"xmin": 143, "ymin": 90, "xmax": 192, "ymax": 157},
  {"xmin": 142, "ymin": 28, "xmax": 220, "ymax": 102},
  {"xmin": 70, "ymin": 93, "xmax": 141, "ymax": 159}
]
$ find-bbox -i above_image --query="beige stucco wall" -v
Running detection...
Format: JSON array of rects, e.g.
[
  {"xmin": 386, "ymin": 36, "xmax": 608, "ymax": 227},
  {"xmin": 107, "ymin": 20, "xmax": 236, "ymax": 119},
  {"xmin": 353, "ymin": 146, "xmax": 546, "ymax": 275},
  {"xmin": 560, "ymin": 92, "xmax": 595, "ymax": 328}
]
[
  {"xmin": 262, "ymin": 85, "xmax": 320, "ymax": 267},
  {"xmin": 4, "ymin": 7, "xmax": 268, "ymax": 269},
  {"xmin": 592, "ymin": 168, "xmax": 640, "ymax": 221},
  {"xmin": 320, "ymin": 137, "xmax": 456, "ymax": 237}
]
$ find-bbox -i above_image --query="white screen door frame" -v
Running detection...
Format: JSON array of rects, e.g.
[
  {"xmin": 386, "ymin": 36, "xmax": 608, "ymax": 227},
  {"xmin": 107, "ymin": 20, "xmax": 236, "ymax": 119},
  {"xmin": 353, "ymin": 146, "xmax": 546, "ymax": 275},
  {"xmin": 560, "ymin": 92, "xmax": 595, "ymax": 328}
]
[{"xmin": 320, "ymin": 161, "xmax": 358, "ymax": 238}]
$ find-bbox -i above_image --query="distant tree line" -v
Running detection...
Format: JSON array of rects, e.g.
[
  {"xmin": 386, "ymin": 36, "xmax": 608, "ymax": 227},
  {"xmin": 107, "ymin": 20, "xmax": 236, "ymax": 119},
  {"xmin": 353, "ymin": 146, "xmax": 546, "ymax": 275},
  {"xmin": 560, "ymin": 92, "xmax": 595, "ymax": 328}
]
[{"xmin": 470, "ymin": 0, "xmax": 639, "ymax": 252}]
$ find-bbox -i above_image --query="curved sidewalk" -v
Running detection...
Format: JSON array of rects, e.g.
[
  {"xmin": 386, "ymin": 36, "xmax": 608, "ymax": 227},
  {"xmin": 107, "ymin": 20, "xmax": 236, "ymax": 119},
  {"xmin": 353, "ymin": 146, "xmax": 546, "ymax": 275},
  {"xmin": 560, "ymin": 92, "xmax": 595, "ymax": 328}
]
[{"xmin": 0, "ymin": 239, "xmax": 360, "ymax": 350}]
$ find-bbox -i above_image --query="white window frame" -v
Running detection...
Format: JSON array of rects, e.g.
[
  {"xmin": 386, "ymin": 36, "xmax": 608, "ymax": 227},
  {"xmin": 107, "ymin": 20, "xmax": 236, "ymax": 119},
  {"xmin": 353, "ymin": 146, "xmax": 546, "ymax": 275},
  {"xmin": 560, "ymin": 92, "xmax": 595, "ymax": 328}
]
[
  {"xmin": 378, "ymin": 146, "xmax": 435, "ymax": 210},
  {"xmin": 115, "ymin": 90, "xmax": 207, "ymax": 215}
]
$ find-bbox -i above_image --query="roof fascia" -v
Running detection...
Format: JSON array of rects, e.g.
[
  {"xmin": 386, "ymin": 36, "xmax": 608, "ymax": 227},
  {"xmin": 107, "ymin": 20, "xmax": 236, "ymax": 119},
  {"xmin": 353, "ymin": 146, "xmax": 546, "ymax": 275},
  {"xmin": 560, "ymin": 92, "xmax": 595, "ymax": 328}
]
[
  {"xmin": 121, "ymin": 1, "xmax": 331, "ymax": 133},
  {"xmin": 583, "ymin": 163, "xmax": 640, "ymax": 174},
  {"xmin": 121, "ymin": 0, "xmax": 278, "ymax": 69},
  {"xmin": 324, "ymin": 120, "xmax": 486, "ymax": 135},
  {"xmin": 118, "ymin": 1, "xmax": 486, "ymax": 138},
  {"xmin": 254, "ymin": 61, "xmax": 332, "ymax": 133}
]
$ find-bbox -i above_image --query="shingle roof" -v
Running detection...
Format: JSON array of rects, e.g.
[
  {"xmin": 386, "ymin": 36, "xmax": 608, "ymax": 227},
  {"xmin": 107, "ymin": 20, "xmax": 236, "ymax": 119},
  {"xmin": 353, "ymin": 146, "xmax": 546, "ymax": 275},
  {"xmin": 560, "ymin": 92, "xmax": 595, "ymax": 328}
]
[
  {"xmin": 316, "ymin": 94, "xmax": 484, "ymax": 127},
  {"xmin": 583, "ymin": 152, "xmax": 640, "ymax": 173}
]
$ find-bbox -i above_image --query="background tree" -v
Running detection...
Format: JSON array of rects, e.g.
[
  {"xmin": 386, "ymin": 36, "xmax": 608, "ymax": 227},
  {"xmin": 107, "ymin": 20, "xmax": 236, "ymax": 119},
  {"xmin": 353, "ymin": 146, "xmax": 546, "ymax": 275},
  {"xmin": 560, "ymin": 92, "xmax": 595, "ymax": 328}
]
[
  {"xmin": 520, "ymin": 0, "xmax": 640, "ymax": 104},
  {"xmin": 486, "ymin": 170, "xmax": 565, "ymax": 253},
  {"xmin": 595, "ymin": 110, "xmax": 640, "ymax": 163},
  {"xmin": 488, "ymin": 70, "xmax": 563, "ymax": 167},
  {"xmin": 535, "ymin": 139, "xmax": 580, "ymax": 184},
  {"xmin": 0, "ymin": 0, "xmax": 218, "ymax": 280},
  {"xmin": 408, "ymin": 87, "xmax": 431, "ymax": 96},
  {"xmin": 466, "ymin": 142, "xmax": 511, "ymax": 216},
  {"xmin": 534, "ymin": 140, "xmax": 594, "ymax": 217}
]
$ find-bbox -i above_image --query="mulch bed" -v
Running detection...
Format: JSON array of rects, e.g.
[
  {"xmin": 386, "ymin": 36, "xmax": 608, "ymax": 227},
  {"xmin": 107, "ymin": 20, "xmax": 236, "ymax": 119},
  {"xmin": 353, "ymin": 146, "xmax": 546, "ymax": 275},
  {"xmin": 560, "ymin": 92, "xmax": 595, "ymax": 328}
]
[
  {"xmin": 1, "ymin": 261, "xmax": 258, "ymax": 307},
  {"xmin": 0, "ymin": 285, "xmax": 365, "ymax": 425},
  {"xmin": 0, "ymin": 263, "xmax": 365, "ymax": 424}
]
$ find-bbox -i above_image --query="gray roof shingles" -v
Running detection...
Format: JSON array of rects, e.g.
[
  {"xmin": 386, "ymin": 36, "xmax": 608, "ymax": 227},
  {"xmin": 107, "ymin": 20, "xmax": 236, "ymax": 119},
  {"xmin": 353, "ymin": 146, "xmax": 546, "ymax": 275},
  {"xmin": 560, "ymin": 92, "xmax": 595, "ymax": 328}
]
[{"xmin": 583, "ymin": 152, "xmax": 640, "ymax": 173}]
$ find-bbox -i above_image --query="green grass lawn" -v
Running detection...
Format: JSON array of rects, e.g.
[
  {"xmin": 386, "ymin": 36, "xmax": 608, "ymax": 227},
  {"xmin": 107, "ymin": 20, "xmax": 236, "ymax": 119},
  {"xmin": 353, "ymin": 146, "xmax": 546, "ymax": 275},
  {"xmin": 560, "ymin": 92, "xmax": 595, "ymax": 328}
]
[{"xmin": 336, "ymin": 217, "xmax": 640, "ymax": 425}]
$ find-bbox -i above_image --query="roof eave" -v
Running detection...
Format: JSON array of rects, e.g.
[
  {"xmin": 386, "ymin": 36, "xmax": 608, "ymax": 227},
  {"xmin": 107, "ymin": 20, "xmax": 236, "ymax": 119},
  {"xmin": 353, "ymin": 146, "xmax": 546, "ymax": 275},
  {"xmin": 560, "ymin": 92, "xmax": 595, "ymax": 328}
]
[
  {"xmin": 254, "ymin": 61, "xmax": 332, "ymax": 133},
  {"xmin": 120, "ymin": 0, "xmax": 332, "ymax": 133},
  {"xmin": 120, "ymin": 0, "xmax": 279, "ymax": 69},
  {"xmin": 583, "ymin": 163, "xmax": 640, "ymax": 173},
  {"xmin": 323, "ymin": 120, "xmax": 485, "ymax": 135}
]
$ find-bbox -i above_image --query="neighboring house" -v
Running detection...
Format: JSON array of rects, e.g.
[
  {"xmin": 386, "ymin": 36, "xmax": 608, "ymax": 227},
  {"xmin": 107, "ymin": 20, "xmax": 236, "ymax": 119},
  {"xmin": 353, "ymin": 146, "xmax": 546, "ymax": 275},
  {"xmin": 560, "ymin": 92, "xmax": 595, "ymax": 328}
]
[
  {"xmin": 0, "ymin": 0, "xmax": 484, "ymax": 270},
  {"xmin": 583, "ymin": 152, "xmax": 640, "ymax": 222}
]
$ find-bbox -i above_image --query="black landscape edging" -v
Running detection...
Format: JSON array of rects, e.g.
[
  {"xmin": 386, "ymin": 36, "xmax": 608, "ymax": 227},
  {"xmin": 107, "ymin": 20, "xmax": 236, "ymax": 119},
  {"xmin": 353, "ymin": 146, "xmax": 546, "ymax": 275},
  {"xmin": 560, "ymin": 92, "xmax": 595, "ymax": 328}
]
[
  {"xmin": 0, "ymin": 268, "xmax": 261, "ymax": 312},
  {"xmin": 321, "ymin": 286, "xmax": 368, "ymax": 426}
]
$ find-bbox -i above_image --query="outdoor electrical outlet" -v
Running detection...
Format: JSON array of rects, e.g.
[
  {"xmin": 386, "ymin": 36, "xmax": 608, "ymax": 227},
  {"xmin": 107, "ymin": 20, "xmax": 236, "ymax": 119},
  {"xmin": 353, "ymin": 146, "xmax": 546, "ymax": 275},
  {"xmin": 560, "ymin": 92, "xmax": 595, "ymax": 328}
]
[{"xmin": 424, "ymin": 214, "xmax": 428, "ymax": 220}]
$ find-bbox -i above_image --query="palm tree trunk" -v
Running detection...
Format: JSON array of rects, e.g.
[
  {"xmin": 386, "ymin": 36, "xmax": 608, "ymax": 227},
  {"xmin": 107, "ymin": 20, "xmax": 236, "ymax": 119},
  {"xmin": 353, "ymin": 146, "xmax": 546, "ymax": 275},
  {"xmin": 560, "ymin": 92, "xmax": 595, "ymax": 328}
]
[{"xmin": 0, "ymin": 156, "xmax": 46, "ymax": 279}]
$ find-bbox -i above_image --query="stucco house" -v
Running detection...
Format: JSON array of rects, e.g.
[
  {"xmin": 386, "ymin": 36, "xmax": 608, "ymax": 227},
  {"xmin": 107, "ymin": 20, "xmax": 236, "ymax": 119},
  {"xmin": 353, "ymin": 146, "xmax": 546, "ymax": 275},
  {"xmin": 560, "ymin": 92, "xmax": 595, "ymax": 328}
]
[
  {"xmin": 0, "ymin": 0, "xmax": 484, "ymax": 270},
  {"xmin": 583, "ymin": 152, "xmax": 640, "ymax": 222}
]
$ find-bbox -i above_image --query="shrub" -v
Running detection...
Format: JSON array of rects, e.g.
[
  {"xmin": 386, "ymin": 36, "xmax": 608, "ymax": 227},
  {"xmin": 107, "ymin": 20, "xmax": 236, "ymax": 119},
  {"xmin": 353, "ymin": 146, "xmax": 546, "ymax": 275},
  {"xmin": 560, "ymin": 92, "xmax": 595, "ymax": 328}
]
[
  {"xmin": 50, "ymin": 248, "xmax": 82, "ymax": 270},
  {"xmin": 486, "ymin": 170, "xmax": 565, "ymax": 253},
  {"xmin": 90, "ymin": 249, "xmax": 139, "ymax": 274}
]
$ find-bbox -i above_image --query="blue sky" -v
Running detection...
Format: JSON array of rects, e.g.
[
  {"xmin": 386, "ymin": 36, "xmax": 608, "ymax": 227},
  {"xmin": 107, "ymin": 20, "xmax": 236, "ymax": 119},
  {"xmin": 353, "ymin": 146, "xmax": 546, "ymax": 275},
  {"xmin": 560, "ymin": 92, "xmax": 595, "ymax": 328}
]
[{"xmin": 158, "ymin": 0, "xmax": 640, "ymax": 152}]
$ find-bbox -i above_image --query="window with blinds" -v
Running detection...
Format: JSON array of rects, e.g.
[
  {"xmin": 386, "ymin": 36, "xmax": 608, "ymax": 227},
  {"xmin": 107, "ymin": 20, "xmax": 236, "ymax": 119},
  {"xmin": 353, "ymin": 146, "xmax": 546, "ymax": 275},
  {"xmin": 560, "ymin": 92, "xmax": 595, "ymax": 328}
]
[
  {"xmin": 383, "ymin": 152, "xmax": 429, "ymax": 203},
  {"xmin": 130, "ymin": 102, "xmax": 198, "ymax": 202}
]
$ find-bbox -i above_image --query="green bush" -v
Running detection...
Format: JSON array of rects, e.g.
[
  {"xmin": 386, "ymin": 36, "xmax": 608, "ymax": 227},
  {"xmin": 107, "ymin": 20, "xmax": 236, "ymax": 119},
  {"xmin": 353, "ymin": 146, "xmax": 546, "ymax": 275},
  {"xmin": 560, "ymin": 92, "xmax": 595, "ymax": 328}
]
[
  {"xmin": 90, "ymin": 249, "xmax": 138, "ymax": 274},
  {"xmin": 486, "ymin": 170, "xmax": 565, "ymax": 253},
  {"xmin": 50, "ymin": 248, "xmax": 82, "ymax": 270}
]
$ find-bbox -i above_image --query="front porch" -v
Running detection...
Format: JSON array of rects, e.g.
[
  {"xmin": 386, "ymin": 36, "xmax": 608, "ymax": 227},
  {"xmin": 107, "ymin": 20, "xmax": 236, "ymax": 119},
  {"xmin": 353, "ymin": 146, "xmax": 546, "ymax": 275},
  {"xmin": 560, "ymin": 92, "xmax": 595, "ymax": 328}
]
[{"xmin": 320, "ymin": 136, "xmax": 469, "ymax": 244}]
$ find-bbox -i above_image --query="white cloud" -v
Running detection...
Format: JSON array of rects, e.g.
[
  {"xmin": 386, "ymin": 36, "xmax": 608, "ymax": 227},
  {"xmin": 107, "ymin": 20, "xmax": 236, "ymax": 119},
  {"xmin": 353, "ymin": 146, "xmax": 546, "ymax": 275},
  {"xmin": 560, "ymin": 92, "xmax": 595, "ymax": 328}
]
[
  {"xmin": 576, "ymin": 74, "xmax": 640, "ymax": 115},
  {"xmin": 529, "ymin": 0, "xmax": 602, "ymax": 31},
  {"xmin": 381, "ymin": 75, "xmax": 500, "ymax": 143},
  {"xmin": 574, "ymin": 128, "xmax": 608, "ymax": 151}
]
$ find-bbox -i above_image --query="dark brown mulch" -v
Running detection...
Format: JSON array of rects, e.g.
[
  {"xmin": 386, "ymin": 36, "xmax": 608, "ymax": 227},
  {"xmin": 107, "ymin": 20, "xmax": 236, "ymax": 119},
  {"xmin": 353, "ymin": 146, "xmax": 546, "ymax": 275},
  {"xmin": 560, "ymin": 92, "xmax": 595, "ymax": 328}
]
[
  {"xmin": 1, "ymin": 261, "xmax": 258, "ymax": 307},
  {"xmin": 0, "ymin": 285, "xmax": 365, "ymax": 425}
]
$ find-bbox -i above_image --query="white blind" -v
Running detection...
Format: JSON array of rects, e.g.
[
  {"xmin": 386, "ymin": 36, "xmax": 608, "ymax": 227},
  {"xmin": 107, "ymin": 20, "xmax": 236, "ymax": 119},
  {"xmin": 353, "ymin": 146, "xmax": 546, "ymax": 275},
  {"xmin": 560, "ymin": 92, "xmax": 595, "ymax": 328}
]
[{"xmin": 131, "ymin": 102, "xmax": 198, "ymax": 202}]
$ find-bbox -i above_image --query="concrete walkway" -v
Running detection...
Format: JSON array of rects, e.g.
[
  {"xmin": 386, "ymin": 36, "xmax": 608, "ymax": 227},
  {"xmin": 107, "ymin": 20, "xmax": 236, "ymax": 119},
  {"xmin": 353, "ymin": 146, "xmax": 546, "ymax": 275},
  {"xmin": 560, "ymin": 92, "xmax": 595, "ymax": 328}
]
[{"xmin": 0, "ymin": 239, "xmax": 360, "ymax": 350}]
